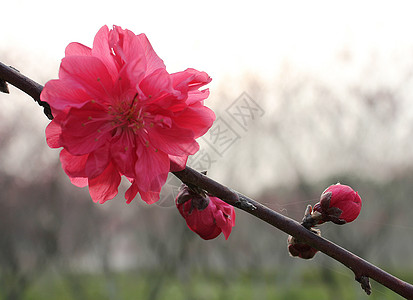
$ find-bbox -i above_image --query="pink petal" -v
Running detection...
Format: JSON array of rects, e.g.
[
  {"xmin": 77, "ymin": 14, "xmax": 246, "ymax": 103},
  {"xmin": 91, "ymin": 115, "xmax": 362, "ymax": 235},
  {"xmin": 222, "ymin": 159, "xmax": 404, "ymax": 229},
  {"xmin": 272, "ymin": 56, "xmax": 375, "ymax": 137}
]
[
  {"xmin": 134, "ymin": 143, "xmax": 169, "ymax": 195},
  {"xmin": 70, "ymin": 177, "xmax": 88, "ymax": 187},
  {"xmin": 65, "ymin": 42, "xmax": 92, "ymax": 56},
  {"xmin": 60, "ymin": 102, "xmax": 113, "ymax": 155},
  {"xmin": 88, "ymin": 162, "xmax": 121, "ymax": 203},
  {"xmin": 214, "ymin": 209, "xmax": 232, "ymax": 239},
  {"xmin": 139, "ymin": 190, "xmax": 161, "ymax": 205},
  {"xmin": 113, "ymin": 59, "xmax": 146, "ymax": 99},
  {"xmin": 109, "ymin": 26, "xmax": 147, "ymax": 71},
  {"xmin": 136, "ymin": 33, "xmax": 166, "ymax": 75},
  {"xmin": 173, "ymin": 104, "xmax": 216, "ymax": 138},
  {"xmin": 110, "ymin": 130, "xmax": 137, "ymax": 178},
  {"xmin": 139, "ymin": 68, "xmax": 173, "ymax": 99},
  {"xmin": 45, "ymin": 118, "xmax": 62, "ymax": 148},
  {"xmin": 85, "ymin": 146, "xmax": 110, "ymax": 178},
  {"xmin": 211, "ymin": 197, "xmax": 236, "ymax": 239},
  {"xmin": 186, "ymin": 89, "xmax": 211, "ymax": 105},
  {"xmin": 171, "ymin": 68, "xmax": 211, "ymax": 94},
  {"xmin": 148, "ymin": 123, "xmax": 197, "ymax": 156},
  {"xmin": 125, "ymin": 178, "xmax": 160, "ymax": 204},
  {"xmin": 168, "ymin": 155, "xmax": 188, "ymax": 171},
  {"xmin": 191, "ymin": 207, "xmax": 221, "ymax": 240},
  {"xmin": 59, "ymin": 56, "xmax": 114, "ymax": 103},
  {"xmin": 125, "ymin": 180, "xmax": 139, "ymax": 203},
  {"xmin": 41, "ymin": 79, "xmax": 93, "ymax": 113},
  {"xmin": 92, "ymin": 25, "xmax": 119, "ymax": 81},
  {"xmin": 60, "ymin": 149, "xmax": 88, "ymax": 177}
]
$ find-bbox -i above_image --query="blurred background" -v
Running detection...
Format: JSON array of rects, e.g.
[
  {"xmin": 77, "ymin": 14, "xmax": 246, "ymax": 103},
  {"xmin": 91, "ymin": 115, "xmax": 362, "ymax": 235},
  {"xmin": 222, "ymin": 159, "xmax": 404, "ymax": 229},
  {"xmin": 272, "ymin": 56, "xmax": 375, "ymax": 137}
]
[{"xmin": 1, "ymin": 0, "xmax": 413, "ymax": 299}]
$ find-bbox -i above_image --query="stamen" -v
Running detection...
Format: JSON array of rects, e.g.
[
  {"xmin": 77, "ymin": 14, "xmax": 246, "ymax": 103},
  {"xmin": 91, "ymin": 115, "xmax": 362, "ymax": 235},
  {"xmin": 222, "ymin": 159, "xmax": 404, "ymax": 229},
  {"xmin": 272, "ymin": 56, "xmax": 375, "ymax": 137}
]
[
  {"xmin": 96, "ymin": 77, "xmax": 112, "ymax": 99},
  {"xmin": 130, "ymin": 93, "xmax": 139, "ymax": 109}
]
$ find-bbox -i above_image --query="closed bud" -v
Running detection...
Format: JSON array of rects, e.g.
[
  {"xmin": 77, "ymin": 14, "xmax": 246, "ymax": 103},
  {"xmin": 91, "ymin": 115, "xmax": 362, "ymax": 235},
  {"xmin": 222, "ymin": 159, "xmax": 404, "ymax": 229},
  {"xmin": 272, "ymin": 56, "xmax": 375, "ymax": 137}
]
[
  {"xmin": 287, "ymin": 228, "xmax": 321, "ymax": 259},
  {"xmin": 176, "ymin": 184, "xmax": 236, "ymax": 240},
  {"xmin": 313, "ymin": 183, "xmax": 362, "ymax": 224}
]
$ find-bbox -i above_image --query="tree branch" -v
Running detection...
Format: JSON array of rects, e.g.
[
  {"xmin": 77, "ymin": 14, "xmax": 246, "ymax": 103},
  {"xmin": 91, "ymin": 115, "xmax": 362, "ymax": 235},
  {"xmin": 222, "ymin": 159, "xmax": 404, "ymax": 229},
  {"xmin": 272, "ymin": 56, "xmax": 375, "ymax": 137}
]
[
  {"xmin": 1, "ymin": 61, "xmax": 412, "ymax": 299},
  {"xmin": 0, "ymin": 62, "xmax": 53, "ymax": 119}
]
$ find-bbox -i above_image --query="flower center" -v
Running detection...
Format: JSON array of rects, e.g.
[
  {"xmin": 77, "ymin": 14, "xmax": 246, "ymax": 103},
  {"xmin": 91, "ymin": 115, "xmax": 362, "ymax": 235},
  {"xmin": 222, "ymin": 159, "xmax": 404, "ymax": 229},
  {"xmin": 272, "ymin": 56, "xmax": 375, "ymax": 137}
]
[{"xmin": 109, "ymin": 95, "xmax": 147, "ymax": 134}]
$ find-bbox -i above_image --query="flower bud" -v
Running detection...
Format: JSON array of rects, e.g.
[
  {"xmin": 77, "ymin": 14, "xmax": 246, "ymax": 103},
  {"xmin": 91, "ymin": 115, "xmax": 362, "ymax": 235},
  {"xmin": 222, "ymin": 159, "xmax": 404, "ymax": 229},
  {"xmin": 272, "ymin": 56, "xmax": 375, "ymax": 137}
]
[
  {"xmin": 287, "ymin": 228, "xmax": 320, "ymax": 259},
  {"xmin": 313, "ymin": 183, "xmax": 362, "ymax": 224},
  {"xmin": 175, "ymin": 184, "xmax": 236, "ymax": 240}
]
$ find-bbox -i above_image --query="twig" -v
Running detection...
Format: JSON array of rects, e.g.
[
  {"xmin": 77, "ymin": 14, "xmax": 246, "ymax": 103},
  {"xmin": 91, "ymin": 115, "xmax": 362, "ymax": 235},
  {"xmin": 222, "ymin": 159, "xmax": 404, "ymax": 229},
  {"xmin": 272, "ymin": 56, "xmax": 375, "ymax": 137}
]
[
  {"xmin": 0, "ymin": 62, "xmax": 53, "ymax": 119},
  {"xmin": 1, "ymin": 61, "xmax": 412, "ymax": 299}
]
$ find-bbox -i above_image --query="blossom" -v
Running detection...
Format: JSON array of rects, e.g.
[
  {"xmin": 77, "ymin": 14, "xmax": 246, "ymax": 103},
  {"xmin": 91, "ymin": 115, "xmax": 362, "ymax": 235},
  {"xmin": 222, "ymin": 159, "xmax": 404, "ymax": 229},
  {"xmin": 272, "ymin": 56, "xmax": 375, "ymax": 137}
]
[
  {"xmin": 42, "ymin": 25, "xmax": 215, "ymax": 204},
  {"xmin": 313, "ymin": 183, "xmax": 362, "ymax": 224},
  {"xmin": 175, "ymin": 185, "xmax": 236, "ymax": 240}
]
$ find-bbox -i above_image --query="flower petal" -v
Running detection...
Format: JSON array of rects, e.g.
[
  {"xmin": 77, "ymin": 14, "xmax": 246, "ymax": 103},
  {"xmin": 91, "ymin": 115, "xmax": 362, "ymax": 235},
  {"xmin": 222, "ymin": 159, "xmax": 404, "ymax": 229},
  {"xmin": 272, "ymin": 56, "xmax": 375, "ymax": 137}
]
[
  {"xmin": 41, "ymin": 79, "xmax": 92, "ymax": 113},
  {"xmin": 171, "ymin": 68, "xmax": 211, "ymax": 94},
  {"xmin": 211, "ymin": 197, "xmax": 235, "ymax": 239},
  {"xmin": 59, "ymin": 55, "xmax": 114, "ymax": 103},
  {"xmin": 125, "ymin": 180, "xmax": 139, "ymax": 204},
  {"xmin": 85, "ymin": 146, "xmax": 110, "ymax": 178},
  {"xmin": 65, "ymin": 42, "xmax": 92, "ymax": 56},
  {"xmin": 135, "ymin": 143, "xmax": 169, "ymax": 196},
  {"xmin": 70, "ymin": 177, "xmax": 88, "ymax": 187},
  {"xmin": 148, "ymin": 123, "xmax": 197, "ymax": 156},
  {"xmin": 110, "ymin": 130, "xmax": 137, "ymax": 178},
  {"xmin": 139, "ymin": 68, "xmax": 173, "ymax": 99},
  {"xmin": 88, "ymin": 162, "xmax": 121, "ymax": 203},
  {"xmin": 168, "ymin": 155, "xmax": 188, "ymax": 171},
  {"xmin": 60, "ymin": 102, "xmax": 113, "ymax": 155},
  {"xmin": 60, "ymin": 149, "xmax": 88, "ymax": 178},
  {"xmin": 45, "ymin": 118, "xmax": 62, "ymax": 148},
  {"xmin": 113, "ymin": 58, "xmax": 146, "ymax": 99},
  {"xmin": 186, "ymin": 88, "xmax": 211, "ymax": 105},
  {"xmin": 136, "ymin": 33, "xmax": 165, "ymax": 75},
  {"xmin": 173, "ymin": 104, "xmax": 216, "ymax": 138},
  {"xmin": 139, "ymin": 190, "xmax": 161, "ymax": 205},
  {"xmin": 92, "ymin": 25, "xmax": 119, "ymax": 81}
]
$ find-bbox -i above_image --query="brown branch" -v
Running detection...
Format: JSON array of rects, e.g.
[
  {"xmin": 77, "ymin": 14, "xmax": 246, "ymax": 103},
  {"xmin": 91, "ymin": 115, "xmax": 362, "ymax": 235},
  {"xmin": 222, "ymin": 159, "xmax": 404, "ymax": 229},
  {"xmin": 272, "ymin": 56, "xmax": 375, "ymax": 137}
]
[
  {"xmin": 1, "ymin": 61, "xmax": 413, "ymax": 299},
  {"xmin": 174, "ymin": 167, "xmax": 413, "ymax": 298},
  {"xmin": 0, "ymin": 62, "xmax": 53, "ymax": 119}
]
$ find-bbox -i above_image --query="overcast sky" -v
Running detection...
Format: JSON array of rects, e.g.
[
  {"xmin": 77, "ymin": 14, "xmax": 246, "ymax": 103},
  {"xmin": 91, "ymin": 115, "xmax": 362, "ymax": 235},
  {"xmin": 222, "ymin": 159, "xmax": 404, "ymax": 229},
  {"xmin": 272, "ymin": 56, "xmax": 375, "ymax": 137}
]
[{"xmin": 3, "ymin": 0, "xmax": 413, "ymax": 86}]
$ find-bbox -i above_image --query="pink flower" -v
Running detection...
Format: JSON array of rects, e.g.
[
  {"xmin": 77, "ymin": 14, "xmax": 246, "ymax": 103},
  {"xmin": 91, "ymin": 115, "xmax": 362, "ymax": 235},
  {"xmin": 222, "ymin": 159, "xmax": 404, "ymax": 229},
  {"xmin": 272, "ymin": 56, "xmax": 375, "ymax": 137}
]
[
  {"xmin": 175, "ymin": 185, "xmax": 236, "ymax": 240},
  {"xmin": 42, "ymin": 25, "xmax": 215, "ymax": 204},
  {"xmin": 313, "ymin": 183, "xmax": 362, "ymax": 224}
]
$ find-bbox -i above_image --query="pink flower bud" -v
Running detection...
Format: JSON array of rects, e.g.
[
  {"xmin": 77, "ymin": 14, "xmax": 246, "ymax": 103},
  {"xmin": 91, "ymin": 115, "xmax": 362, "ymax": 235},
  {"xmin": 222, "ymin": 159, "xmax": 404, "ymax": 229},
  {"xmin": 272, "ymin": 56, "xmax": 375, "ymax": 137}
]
[
  {"xmin": 176, "ymin": 185, "xmax": 236, "ymax": 240},
  {"xmin": 313, "ymin": 183, "xmax": 362, "ymax": 224}
]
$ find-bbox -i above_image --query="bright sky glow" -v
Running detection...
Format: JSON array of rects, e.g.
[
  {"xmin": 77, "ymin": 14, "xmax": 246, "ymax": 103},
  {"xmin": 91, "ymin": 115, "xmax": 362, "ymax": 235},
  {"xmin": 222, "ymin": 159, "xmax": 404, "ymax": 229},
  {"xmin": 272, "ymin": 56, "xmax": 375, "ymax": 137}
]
[{"xmin": 3, "ymin": 0, "xmax": 413, "ymax": 84}]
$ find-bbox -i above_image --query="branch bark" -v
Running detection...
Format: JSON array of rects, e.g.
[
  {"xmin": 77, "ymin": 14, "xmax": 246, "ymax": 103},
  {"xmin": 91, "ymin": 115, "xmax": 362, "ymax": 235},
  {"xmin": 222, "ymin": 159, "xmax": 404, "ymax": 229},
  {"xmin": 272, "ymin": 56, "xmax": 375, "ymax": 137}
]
[
  {"xmin": 0, "ymin": 61, "xmax": 53, "ymax": 119},
  {"xmin": 1, "ymin": 62, "xmax": 412, "ymax": 299}
]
